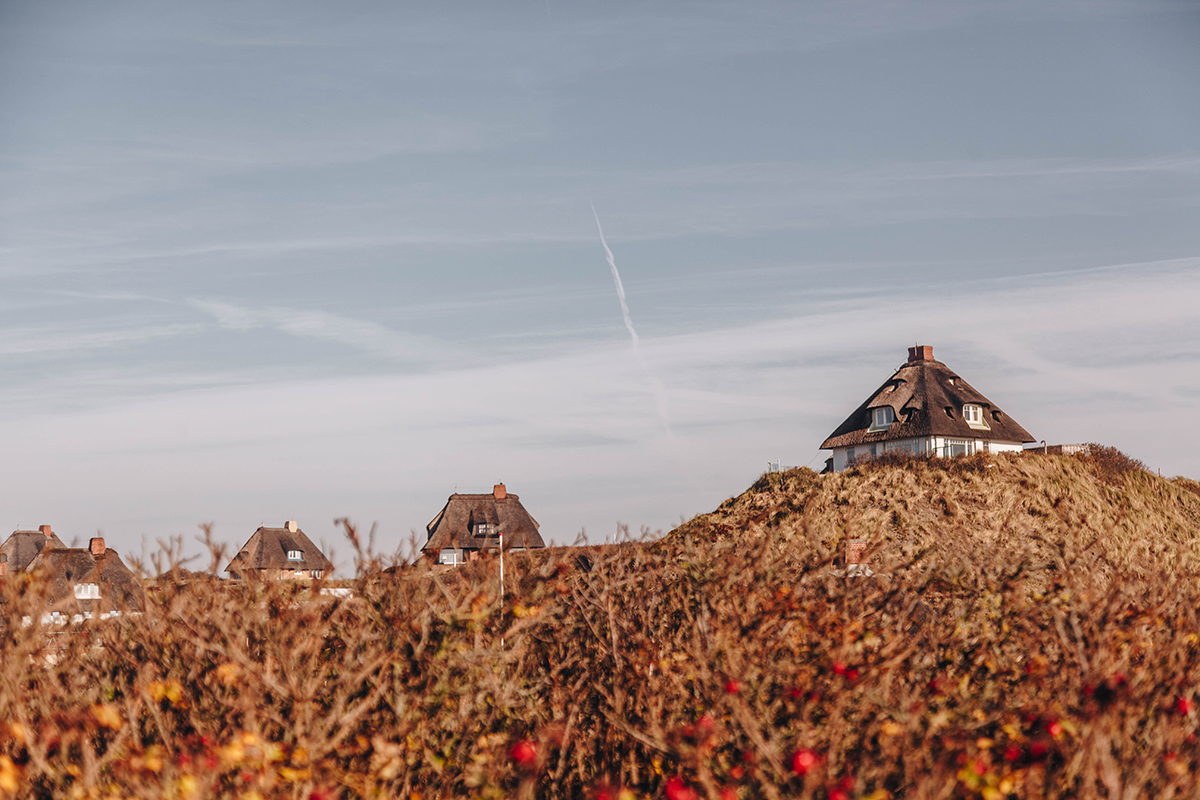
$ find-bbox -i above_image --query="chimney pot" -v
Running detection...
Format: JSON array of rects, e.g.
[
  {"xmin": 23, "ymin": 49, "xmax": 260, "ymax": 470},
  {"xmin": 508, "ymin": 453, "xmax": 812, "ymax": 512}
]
[
  {"xmin": 90, "ymin": 537, "xmax": 106, "ymax": 557},
  {"xmin": 907, "ymin": 345, "xmax": 934, "ymax": 362},
  {"xmin": 493, "ymin": 483, "xmax": 507, "ymax": 500},
  {"xmin": 285, "ymin": 520, "xmax": 298, "ymax": 533},
  {"xmin": 39, "ymin": 524, "xmax": 53, "ymax": 537}
]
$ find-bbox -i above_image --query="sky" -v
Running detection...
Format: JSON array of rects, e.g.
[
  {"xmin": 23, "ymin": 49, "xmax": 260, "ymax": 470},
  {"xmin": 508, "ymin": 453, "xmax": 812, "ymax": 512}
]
[{"xmin": 2, "ymin": 1, "xmax": 1199, "ymax": 573}]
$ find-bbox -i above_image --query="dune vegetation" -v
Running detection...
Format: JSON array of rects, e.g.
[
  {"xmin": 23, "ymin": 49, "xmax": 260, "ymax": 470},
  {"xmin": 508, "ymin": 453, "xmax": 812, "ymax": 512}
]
[{"xmin": 3, "ymin": 449, "xmax": 1200, "ymax": 799}]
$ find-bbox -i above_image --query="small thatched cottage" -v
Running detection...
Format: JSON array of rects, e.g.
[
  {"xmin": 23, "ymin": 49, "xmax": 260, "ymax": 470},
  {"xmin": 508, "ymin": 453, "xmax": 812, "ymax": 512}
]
[
  {"xmin": 423, "ymin": 484, "xmax": 545, "ymax": 566},
  {"xmin": 24, "ymin": 537, "xmax": 145, "ymax": 619},
  {"xmin": 821, "ymin": 345, "xmax": 1035, "ymax": 471},
  {"xmin": 0, "ymin": 525, "xmax": 67, "ymax": 576},
  {"xmin": 225, "ymin": 521, "xmax": 332, "ymax": 580}
]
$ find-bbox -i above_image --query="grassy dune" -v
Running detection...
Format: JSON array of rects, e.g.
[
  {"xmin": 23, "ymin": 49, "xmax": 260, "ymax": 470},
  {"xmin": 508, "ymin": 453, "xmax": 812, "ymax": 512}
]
[{"xmin": 3, "ymin": 451, "xmax": 1200, "ymax": 799}]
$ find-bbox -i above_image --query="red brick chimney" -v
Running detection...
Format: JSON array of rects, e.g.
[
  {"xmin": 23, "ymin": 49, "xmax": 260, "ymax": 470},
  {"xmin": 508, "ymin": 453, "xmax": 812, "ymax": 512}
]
[
  {"xmin": 493, "ymin": 483, "xmax": 507, "ymax": 500},
  {"xmin": 90, "ymin": 537, "xmax": 106, "ymax": 557},
  {"xmin": 39, "ymin": 524, "xmax": 53, "ymax": 538},
  {"xmin": 907, "ymin": 345, "xmax": 934, "ymax": 362}
]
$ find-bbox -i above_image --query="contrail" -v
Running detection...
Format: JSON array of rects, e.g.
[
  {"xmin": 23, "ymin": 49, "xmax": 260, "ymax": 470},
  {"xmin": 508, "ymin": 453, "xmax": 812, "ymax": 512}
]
[{"xmin": 591, "ymin": 203, "xmax": 671, "ymax": 432}]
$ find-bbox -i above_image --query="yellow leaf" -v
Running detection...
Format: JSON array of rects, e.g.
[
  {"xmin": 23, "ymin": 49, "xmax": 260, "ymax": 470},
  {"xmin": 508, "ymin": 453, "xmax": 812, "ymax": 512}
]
[
  {"xmin": 881, "ymin": 721, "xmax": 903, "ymax": 736},
  {"xmin": 91, "ymin": 703, "xmax": 124, "ymax": 730},
  {"xmin": 178, "ymin": 774, "xmax": 199, "ymax": 799},
  {"xmin": 0, "ymin": 755, "xmax": 20, "ymax": 793}
]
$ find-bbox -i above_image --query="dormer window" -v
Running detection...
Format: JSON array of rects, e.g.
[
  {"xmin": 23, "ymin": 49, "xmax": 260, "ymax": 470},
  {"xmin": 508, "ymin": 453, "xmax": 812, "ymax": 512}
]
[
  {"xmin": 868, "ymin": 406, "xmax": 895, "ymax": 431},
  {"xmin": 474, "ymin": 522, "xmax": 495, "ymax": 538},
  {"xmin": 287, "ymin": 550, "xmax": 303, "ymax": 561},
  {"xmin": 73, "ymin": 583, "xmax": 100, "ymax": 599},
  {"xmin": 963, "ymin": 404, "xmax": 989, "ymax": 430}
]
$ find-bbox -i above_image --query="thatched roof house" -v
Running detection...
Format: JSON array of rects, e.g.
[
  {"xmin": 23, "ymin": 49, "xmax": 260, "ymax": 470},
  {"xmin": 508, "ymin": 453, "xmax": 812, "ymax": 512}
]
[
  {"xmin": 25, "ymin": 537, "xmax": 145, "ymax": 617},
  {"xmin": 821, "ymin": 345, "xmax": 1035, "ymax": 471},
  {"xmin": 1, "ymin": 525, "xmax": 67, "ymax": 576},
  {"xmin": 225, "ymin": 521, "xmax": 332, "ymax": 580},
  {"xmin": 424, "ymin": 484, "xmax": 545, "ymax": 565}
]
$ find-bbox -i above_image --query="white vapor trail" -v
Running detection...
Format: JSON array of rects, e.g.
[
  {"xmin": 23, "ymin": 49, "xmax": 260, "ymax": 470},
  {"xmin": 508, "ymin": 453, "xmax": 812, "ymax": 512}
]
[{"xmin": 591, "ymin": 203, "xmax": 671, "ymax": 433}]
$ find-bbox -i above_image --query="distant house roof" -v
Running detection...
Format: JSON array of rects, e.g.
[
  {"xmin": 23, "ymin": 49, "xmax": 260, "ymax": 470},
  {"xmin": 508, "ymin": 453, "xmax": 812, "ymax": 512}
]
[
  {"xmin": 224, "ymin": 523, "xmax": 333, "ymax": 574},
  {"xmin": 424, "ymin": 484, "xmax": 545, "ymax": 554},
  {"xmin": 1, "ymin": 527, "xmax": 68, "ymax": 573},
  {"xmin": 25, "ymin": 542, "xmax": 145, "ymax": 613},
  {"xmin": 821, "ymin": 345, "xmax": 1035, "ymax": 450}
]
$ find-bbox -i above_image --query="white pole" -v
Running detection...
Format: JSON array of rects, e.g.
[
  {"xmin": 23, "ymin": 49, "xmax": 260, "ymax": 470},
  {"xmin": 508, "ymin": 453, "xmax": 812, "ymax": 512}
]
[{"xmin": 499, "ymin": 529, "xmax": 505, "ymax": 650}]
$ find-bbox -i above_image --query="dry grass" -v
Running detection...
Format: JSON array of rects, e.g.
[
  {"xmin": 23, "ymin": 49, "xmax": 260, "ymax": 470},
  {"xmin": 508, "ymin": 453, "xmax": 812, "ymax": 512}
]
[{"xmin": 3, "ymin": 452, "xmax": 1200, "ymax": 799}]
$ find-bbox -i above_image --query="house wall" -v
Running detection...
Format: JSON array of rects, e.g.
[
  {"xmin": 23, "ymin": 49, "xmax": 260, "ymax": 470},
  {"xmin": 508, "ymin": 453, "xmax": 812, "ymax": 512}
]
[{"xmin": 830, "ymin": 437, "xmax": 1025, "ymax": 471}]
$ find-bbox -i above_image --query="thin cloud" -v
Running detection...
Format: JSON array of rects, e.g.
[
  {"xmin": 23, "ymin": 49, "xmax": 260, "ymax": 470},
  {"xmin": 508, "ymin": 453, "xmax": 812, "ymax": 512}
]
[{"xmin": 190, "ymin": 300, "xmax": 456, "ymax": 364}]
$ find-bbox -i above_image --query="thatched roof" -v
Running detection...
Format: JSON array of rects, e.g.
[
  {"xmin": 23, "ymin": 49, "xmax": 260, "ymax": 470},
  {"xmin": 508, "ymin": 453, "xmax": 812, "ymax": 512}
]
[
  {"xmin": 424, "ymin": 489, "xmax": 544, "ymax": 553},
  {"xmin": 1, "ymin": 528, "xmax": 68, "ymax": 573},
  {"xmin": 821, "ymin": 346, "xmax": 1035, "ymax": 450},
  {"xmin": 25, "ymin": 547, "xmax": 145, "ymax": 613},
  {"xmin": 225, "ymin": 524, "xmax": 333, "ymax": 574}
]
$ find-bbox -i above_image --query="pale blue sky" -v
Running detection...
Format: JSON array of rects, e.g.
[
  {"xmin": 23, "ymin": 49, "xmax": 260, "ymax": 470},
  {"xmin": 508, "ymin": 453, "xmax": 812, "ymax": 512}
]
[{"xmin": 2, "ymin": 1, "xmax": 1199, "ymax": 570}]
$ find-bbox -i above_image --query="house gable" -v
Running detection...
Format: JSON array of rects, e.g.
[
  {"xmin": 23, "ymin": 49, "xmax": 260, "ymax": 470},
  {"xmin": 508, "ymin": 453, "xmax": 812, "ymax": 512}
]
[
  {"xmin": 224, "ymin": 522, "xmax": 333, "ymax": 578},
  {"xmin": 424, "ymin": 484, "xmax": 545, "ymax": 556}
]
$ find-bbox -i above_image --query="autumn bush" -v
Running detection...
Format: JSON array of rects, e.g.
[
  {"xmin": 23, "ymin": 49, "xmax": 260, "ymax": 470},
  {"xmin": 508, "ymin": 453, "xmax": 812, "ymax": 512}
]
[{"xmin": 3, "ymin": 453, "xmax": 1200, "ymax": 799}]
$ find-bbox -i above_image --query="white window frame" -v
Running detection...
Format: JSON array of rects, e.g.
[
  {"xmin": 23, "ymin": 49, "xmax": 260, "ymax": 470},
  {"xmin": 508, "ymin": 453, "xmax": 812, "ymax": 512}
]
[
  {"xmin": 868, "ymin": 406, "xmax": 895, "ymax": 431},
  {"xmin": 474, "ymin": 522, "xmax": 495, "ymax": 537},
  {"xmin": 439, "ymin": 548, "xmax": 464, "ymax": 566},
  {"xmin": 73, "ymin": 583, "xmax": 100, "ymax": 599},
  {"xmin": 287, "ymin": 550, "xmax": 303, "ymax": 561},
  {"xmin": 963, "ymin": 404, "xmax": 989, "ymax": 430}
]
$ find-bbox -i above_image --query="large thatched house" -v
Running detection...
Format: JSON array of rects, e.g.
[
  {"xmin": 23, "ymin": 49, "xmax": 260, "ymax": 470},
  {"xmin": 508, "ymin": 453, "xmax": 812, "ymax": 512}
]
[
  {"xmin": 821, "ymin": 345, "xmax": 1035, "ymax": 471},
  {"xmin": 225, "ymin": 521, "xmax": 332, "ymax": 580},
  {"xmin": 0, "ymin": 525, "xmax": 67, "ymax": 576},
  {"xmin": 423, "ymin": 484, "xmax": 545, "ymax": 566},
  {"xmin": 24, "ymin": 537, "xmax": 145, "ymax": 620}
]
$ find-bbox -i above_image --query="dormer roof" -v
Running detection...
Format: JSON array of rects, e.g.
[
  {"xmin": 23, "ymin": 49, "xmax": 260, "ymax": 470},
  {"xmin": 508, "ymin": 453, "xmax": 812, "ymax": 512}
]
[{"xmin": 820, "ymin": 345, "xmax": 1035, "ymax": 450}]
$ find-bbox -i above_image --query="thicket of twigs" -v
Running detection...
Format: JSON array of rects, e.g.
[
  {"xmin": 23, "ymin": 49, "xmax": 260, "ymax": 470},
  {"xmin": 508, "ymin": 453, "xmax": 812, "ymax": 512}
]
[{"xmin": 3, "ymin": 451, "xmax": 1200, "ymax": 799}]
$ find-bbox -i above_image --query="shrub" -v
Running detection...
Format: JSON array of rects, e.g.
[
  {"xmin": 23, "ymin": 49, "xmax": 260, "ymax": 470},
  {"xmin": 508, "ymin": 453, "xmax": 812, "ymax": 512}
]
[{"xmin": 2, "ymin": 482, "xmax": 1200, "ymax": 798}]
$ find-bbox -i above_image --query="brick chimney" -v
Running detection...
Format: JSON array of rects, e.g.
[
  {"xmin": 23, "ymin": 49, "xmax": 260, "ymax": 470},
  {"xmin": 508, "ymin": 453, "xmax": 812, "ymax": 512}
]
[
  {"xmin": 843, "ymin": 538, "xmax": 867, "ymax": 567},
  {"xmin": 285, "ymin": 520, "xmax": 298, "ymax": 532},
  {"xmin": 493, "ymin": 483, "xmax": 507, "ymax": 500},
  {"xmin": 90, "ymin": 537, "xmax": 106, "ymax": 557},
  {"xmin": 39, "ymin": 524, "xmax": 53, "ymax": 538},
  {"xmin": 907, "ymin": 345, "xmax": 934, "ymax": 362}
]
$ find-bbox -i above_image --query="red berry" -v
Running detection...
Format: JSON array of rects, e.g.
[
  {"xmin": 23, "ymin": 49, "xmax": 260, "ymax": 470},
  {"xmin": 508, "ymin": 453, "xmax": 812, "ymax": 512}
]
[
  {"xmin": 510, "ymin": 739, "xmax": 538, "ymax": 766},
  {"xmin": 1003, "ymin": 745, "xmax": 1022, "ymax": 762},
  {"xmin": 790, "ymin": 749, "xmax": 819, "ymax": 775},
  {"xmin": 832, "ymin": 662, "xmax": 847, "ymax": 676},
  {"xmin": 830, "ymin": 791, "xmax": 849, "ymax": 800},
  {"xmin": 846, "ymin": 668, "xmax": 860, "ymax": 682},
  {"xmin": 1047, "ymin": 720, "xmax": 1063, "ymax": 737},
  {"xmin": 724, "ymin": 679, "xmax": 741, "ymax": 694},
  {"xmin": 789, "ymin": 687, "xmax": 804, "ymax": 700},
  {"xmin": 1177, "ymin": 697, "xmax": 1193, "ymax": 715},
  {"xmin": 1029, "ymin": 742, "xmax": 1048, "ymax": 759},
  {"xmin": 720, "ymin": 789, "xmax": 737, "ymax": 800},
  {"xmin": 665, "ymin": 776, "xmax": 699, "ymax": 800}
]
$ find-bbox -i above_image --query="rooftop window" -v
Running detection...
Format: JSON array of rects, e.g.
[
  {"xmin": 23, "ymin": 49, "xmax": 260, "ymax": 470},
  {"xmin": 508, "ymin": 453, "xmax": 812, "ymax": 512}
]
[
  {"xmin": 868, "ymin": 406, "xmax": 895, "ymax": 431},
  {"xmin": 963, "ymin": 404, "xmax": 990, "ymax": 430},
  {"xmin": 287, "ymin": 550, "xmax": 303, "ymax": 561}
]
